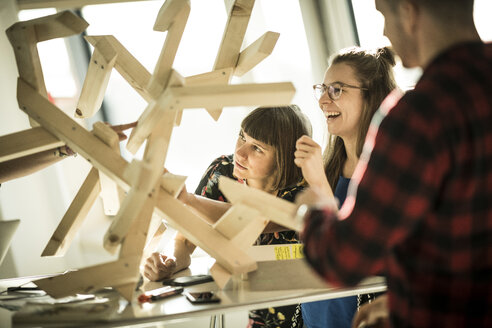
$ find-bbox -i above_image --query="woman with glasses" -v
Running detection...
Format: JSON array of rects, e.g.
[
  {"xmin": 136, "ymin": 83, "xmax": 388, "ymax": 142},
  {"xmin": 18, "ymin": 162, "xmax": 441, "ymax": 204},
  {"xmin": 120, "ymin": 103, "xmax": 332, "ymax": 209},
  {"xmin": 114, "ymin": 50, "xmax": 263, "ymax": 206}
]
[{"xmin": 294, "ymin": 46, "xmax": 397, "ymax": 328}]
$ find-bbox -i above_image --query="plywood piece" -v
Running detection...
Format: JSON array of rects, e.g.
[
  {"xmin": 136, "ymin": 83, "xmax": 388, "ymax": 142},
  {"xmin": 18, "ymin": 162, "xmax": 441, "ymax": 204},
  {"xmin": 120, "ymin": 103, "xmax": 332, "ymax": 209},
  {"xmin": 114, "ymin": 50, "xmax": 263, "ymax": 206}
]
[
  {"xmin": 213, "ymin": 203, "xmax": 261, "ymax": 239},
  {"xmin": 230, "ymin": 216, "xmax": 268, "ymax": 250},
  {"xmin": 76, "ymin": 42, "xmax": 117, "ymax": 118},
  {"xmin": 247, "ymin": 259, "xmax": 328, "ymax": 291},
  {"xmin": 234, "ymin": 31, "xmax": 279, "ymax": 76},
  {"xmin": 34, "ymin": 256, "xmax": 140, "ymax": 299},
  {"xmin": 210, "ymin": 262, "xmax": 233, "ymax": 290},
  {"xmin": 0, "ymin": 127, "xmax": 63, "ymax": 162},
  {"xmin": 155, "ymin": 191, "xmax": 257, "ymax": 275},
  {"xmin": 85, "ymin": 35, "xmax": 153, "ymax": 102},
  {"xmin": 160, "ymin": 172, "xmax": 187, "ymax": 198},
  {"xmin": 41, "ymin": 167, "xmax": 101, "ymax": 257},
  {"xmin": 218, "ymin": 176, "xmax": 300, "ymax": 231},
  {"xmin": 148, "ymin": 0, "xmax": 190, "ymax": 98}
]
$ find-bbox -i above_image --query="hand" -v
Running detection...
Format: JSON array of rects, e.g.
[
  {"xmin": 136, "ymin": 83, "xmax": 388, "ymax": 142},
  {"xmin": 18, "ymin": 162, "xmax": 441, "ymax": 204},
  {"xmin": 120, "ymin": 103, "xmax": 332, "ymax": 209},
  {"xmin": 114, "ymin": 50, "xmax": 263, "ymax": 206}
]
[
  {"xmin": 106, "ymin": 121, "xmax": 138, "ymax": 141},
  {"xmin": 352, "ymin": 294, "xmax": 390, "ymax": 328},
  {"xmin": 143, "ymin": 252, "xmax": 177, "ymax": 281},
  {"xmin": 294, "ymin": 135, "xmax": 332, "ymax": 196}
]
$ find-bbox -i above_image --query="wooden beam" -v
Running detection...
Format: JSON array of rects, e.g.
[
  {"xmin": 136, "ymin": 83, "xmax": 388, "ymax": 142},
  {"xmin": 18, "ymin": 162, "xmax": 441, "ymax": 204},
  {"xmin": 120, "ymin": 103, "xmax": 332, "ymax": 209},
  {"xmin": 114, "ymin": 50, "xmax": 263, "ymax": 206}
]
[
  {"xmin": 218, "ymin": 176, "xmax": 300, "ymax": 231},
  {"xmin": 148, "ymin": 0, "xmax": 190, "ymax": 98},
  {"xmin": 234, "ymin": 31, "xmax": 280, "ymax": 77},
  {"xmin": 155, "ymin": 191, "xmax": 257, "ymax": 275},
  {"xmin": 0, "ymin": 127, "xmax": 63, "ymax": 163},
  {"xmin": 209, "ymin": 0, "xmax": 256, "ymax": 120},
  {"xmin": 34, "ymin": 256, "xmax": 140, "ymax": 299},
  {"xmin": 6, "ymin": 11, "xmax": 88, "ymax": 126},
  {"xmin": 85, "ymin": 35, "xmax": 153, "ymax": 103},
  {"xmin": 163, "ymin": 82, "xmax": 295, "ymax": 109},
  {"xmin": 127, "ymin": 70, "xmax": 183, "ymax": 154},
  {"xmin": 17, "ymin": 78, "xmax": 130, "ymax": 189},
  {"xmin": 92, "ymin": 122, "xmax": 122, "ymax": 216},
  {"xmin": 76, "ymin": 40, "xmax": 117, "ymax": 118},
  {"xmin": 41, "ymin": 167, "xmax": 100, "ymax": 257},
  {"xmin": 17, "ymin": 0, "xmax": 153, "ymax": 10}
]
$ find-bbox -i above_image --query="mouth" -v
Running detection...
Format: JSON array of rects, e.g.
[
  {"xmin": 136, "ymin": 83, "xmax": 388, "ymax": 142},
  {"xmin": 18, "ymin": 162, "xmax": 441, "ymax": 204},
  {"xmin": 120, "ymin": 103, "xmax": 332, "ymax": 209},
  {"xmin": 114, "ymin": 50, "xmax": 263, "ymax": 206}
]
[
  {"xmin": 235, "ymin": 160, "xmax": 247, "ymax": 170},
  {"xmin": 323, "ymin": 111, "xmax": 341, "ymax": 120}
]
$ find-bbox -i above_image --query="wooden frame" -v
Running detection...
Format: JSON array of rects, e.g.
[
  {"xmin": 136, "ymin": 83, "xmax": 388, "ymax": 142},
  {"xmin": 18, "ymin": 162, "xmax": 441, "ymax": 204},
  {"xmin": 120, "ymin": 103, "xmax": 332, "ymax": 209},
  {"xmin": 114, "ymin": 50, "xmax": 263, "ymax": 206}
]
[{"xmin": 4, "ymin": 0, "xmax": 301, "ymax": 300}]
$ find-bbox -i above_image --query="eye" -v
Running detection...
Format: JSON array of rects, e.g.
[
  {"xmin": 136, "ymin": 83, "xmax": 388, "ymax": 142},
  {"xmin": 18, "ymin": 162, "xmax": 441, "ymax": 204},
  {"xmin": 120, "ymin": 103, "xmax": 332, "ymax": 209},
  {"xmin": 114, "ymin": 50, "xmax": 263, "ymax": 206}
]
[
  {"xmin": 238, "ymin": 131, "xmax": 246, "ymax": 142},
  {"xmin": 254, "ymin": 145, "xmax": 263, "ymax": 153}
]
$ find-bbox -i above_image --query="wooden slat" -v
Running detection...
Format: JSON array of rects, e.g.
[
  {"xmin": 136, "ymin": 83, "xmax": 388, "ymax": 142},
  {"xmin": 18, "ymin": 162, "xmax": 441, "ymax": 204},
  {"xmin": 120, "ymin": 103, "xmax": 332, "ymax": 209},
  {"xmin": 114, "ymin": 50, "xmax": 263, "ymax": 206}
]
[
  {"xmin": 34, "ymin": 256, "xmax": 140, "ymax": 299},
  {"xmin": 85, "ymin": 35, "xmax": 153, "ymax": 102},
  {"xmin": 127, "ymin": 70, "xmax": 183, "ymax": 154},
  {"xmin": 155, "ymin": 191, "xmax": 257, "ymax": 275},
  {"xmin": 92, "ymin": 122, "xmax": 122, "ymax": 216},
  {"xmin": 17, "ymin": 0, "xmax": 151, "ymax": 10},
  {"xmin": 6, "ymin": 11, "xmax": 88, "ymax": 127},
  {"xmin": 234, "ymin": 31, "xmax": 279, "ymax": 76},
  {"xmin": 76, "ymin": 40, "xmax": 117, "ymax": 118},
  {"xmin": 147, "ymin": 0, "xmax": 190, "ymax": 98},
  {"xmin": 17, "ymin": 78, "xmax": 130, "ymax": 189},
  {"xmin": 41, "ymin": 167, "xmax": 100, "ymax": 257},
  {"xmin": 208, "ymin": 0, "xmax": 255, "ymax": 120},
  {"xmin": 0, "ymin": 127, "xmax": 63, "ymax": 162},
  {"xmin": 218, "ymin": 176, "xmax": 300, "ymax": 231}
]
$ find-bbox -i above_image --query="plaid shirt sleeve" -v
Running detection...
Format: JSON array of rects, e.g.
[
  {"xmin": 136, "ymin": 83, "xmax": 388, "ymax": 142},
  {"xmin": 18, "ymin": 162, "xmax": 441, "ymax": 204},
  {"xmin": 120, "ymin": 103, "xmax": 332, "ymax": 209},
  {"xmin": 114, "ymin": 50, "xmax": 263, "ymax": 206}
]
[{"xmin": 302, "ymin": 86, "xmax": 448, "ymax": 285}]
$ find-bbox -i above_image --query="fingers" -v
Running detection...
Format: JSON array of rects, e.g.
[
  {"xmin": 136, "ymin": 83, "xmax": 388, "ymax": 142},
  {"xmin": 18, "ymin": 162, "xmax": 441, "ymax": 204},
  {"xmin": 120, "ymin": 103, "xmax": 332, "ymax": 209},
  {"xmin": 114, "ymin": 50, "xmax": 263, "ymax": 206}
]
[
  {"xmin": 142, "ymin": 252, "xmax": 176, "ymax": 281},
  {"xmin": 110, "ymin": 121, "xmax": 138, "ymax": 132}
]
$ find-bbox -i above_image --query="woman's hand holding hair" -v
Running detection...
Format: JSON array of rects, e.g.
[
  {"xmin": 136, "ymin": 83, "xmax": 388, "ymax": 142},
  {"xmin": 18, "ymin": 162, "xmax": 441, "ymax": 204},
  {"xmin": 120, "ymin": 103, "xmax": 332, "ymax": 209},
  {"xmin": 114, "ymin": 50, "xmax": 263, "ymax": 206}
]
[{"xmin": 294, "ymin": 135, "xmax": 334, "ymax": 198}]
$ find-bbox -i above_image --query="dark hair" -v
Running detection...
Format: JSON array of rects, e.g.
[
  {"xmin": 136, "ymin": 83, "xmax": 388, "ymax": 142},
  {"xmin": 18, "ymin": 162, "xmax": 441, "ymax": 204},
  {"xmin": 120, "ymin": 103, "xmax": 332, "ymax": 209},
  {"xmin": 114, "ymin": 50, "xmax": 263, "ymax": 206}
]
[
  {"xmin": 386, "ymin": 0, "xmax": 474, "ymax": 24},
  {"xmin": 324, "ymin": 46, "xmax": 397, "ymax": 189},
  {"xmin": 241, "ymin": 105, "xmax": 312, "ymax": 191}
]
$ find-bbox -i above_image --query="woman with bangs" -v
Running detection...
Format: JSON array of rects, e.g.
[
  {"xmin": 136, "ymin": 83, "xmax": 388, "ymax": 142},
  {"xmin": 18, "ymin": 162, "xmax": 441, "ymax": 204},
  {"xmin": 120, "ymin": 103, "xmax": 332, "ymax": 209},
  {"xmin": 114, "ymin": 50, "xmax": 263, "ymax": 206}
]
[{"xmin": 144, "ymin": 105, "xmax": 312, "ymax": 328}]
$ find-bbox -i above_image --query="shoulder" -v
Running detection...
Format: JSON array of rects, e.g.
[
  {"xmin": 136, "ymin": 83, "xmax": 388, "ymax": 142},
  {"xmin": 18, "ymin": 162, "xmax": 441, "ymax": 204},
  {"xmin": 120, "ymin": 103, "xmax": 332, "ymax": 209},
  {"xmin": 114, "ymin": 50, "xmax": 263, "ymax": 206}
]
[{"xmin": 277, "ymin": 183, "xmax": 305, "ymax": 203}]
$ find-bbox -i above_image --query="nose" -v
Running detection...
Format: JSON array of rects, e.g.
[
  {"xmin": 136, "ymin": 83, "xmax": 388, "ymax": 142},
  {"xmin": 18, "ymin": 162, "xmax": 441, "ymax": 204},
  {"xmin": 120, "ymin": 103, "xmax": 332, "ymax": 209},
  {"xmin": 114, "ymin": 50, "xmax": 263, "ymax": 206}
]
[
  {"xmin": 319, "ymin": 91, "xmax": 333, "ymax": 108},
  {"xmin": 235, "ymin": 143, "xmax": 248, "ymax": 160}
]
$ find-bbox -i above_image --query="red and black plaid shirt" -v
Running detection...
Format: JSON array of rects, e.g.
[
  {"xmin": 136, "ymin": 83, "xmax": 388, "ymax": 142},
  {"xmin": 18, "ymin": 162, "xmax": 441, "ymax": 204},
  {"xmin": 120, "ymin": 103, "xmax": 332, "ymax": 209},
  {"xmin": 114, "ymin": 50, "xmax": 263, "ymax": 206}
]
[{"xmin": 302, "ymin": 41, "xmax": 492, "ymax": 327}]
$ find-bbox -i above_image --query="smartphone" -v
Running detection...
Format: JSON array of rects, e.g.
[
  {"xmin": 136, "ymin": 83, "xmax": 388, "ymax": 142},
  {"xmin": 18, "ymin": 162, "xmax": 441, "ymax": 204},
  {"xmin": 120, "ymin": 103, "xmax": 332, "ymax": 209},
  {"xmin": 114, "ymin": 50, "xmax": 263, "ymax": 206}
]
[
  {"xmin": 183, "ymin": 291, "xmax": 221, "ymax": 304},
  {"xmin": 162, "ymin": 274, "xmax": 214, "ymax": 287}
]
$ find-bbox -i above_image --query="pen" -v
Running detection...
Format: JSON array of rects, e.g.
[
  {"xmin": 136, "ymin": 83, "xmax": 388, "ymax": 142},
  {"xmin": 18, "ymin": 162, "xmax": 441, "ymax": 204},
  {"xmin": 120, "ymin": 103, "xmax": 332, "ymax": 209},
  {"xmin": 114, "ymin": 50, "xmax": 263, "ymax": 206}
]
[{"xmin": 138, "ymin": 286, "xmax": 184, "ymax": 303}]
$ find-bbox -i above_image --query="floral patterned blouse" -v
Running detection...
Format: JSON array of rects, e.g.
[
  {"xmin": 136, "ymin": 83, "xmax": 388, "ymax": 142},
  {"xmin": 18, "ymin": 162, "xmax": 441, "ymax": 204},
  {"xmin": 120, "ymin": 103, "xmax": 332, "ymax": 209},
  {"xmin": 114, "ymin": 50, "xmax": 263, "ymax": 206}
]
[{"xmin": 195, "ymin": 155, "xmax": 304, "ymax": 328}]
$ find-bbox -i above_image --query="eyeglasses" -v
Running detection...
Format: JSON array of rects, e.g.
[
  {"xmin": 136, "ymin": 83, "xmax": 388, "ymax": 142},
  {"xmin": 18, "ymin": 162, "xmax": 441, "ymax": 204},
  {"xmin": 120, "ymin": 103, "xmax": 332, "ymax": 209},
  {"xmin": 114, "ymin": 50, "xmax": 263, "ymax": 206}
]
[{"xmin": 312, "ymin": 82, "xmax": 368, "ymax": 101}]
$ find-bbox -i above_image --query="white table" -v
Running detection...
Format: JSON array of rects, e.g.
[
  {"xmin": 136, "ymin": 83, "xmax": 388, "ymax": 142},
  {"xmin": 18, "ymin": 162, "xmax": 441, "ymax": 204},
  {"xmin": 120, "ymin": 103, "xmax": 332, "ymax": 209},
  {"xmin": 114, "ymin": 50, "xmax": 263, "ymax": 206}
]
[{"xmin": 1, "ymin": 257, "xmax": 386, "ymax": 327}]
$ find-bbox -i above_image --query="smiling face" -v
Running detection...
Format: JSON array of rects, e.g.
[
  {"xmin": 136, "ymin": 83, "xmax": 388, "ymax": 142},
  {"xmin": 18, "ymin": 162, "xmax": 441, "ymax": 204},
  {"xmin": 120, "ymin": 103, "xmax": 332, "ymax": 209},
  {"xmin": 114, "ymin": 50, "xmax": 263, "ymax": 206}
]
[
  {"xmin": 233, "ymin": 130, "xmax": 276, "ymax": 191},
  {"xmin": 319, "ymin": 62, "xmax": 365, "ymax": 143}
]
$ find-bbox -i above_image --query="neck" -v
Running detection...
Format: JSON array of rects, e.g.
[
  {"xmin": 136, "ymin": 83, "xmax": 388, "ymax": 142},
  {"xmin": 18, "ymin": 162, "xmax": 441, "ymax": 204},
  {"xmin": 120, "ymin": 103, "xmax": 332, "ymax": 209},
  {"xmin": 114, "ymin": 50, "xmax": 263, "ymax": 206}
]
[
  {"xmin": 246, "ymin": 178, "xmax": 277, "ymax": 195},
  {"xmin": 419, "ymin": 16, "xmax": 481, "ymax": 68},
  {"xmin": 341, "ymin": 137, "xmax": 358, "ymax": 178}
]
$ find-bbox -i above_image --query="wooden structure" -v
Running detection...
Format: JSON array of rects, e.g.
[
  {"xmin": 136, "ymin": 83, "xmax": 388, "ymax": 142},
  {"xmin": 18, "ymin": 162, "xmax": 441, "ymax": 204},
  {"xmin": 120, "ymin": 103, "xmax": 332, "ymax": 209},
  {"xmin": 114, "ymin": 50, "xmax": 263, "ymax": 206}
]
[{"xmin": 2, "ymin": 0, "xmax": 304, "ymax": 300}]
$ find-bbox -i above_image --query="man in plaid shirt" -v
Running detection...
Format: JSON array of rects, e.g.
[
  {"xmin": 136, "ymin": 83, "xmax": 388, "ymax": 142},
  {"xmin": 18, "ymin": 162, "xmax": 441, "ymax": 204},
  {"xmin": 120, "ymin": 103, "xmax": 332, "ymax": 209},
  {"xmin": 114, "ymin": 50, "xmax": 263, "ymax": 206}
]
[{"xmin": 297, "ymin": 0, "xmax": 492, "ymax": 327}]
